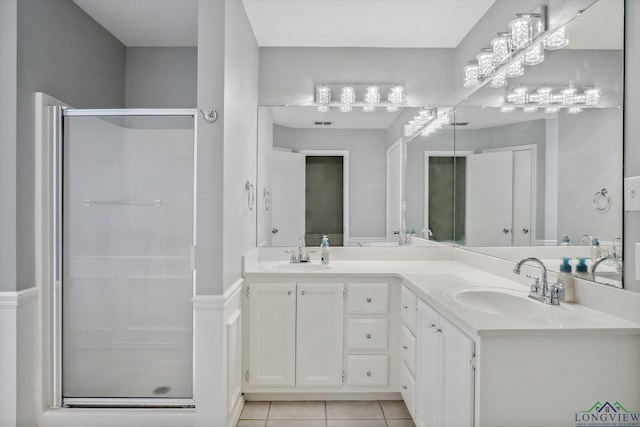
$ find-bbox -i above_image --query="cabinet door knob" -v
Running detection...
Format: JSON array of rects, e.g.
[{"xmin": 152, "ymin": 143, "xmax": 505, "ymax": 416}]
[
  {"xmin": 401, "ymin": 385, "xmax": 408, "ymax": 390},
  {"xmin": 287, "ymin": 291, "xmax": 292, "ymax": 295},
  {"xmin": 403, "ymin": 305, "xmax": 408, "ymax": 309},
  {"xmin": 366, "ymin": 297, "xmax": 372, "ymax": 303},
  {"xmin": 402, "ymin": 345, "xmax": 408, "ymax": 350},
  {"xmin": 366, "ymin": 333, "xmax": 372, "ymax": 339},
  {"xmin": 366, "ymin": 371, "xmax": 372, "ymax": 377},
  {"xmin": 301, "ymin": 290, "xmax": 306, "ymax": 296},
  {"xmin": 522, "ymin": 228, "xmax": 529, "ymax": 234}
]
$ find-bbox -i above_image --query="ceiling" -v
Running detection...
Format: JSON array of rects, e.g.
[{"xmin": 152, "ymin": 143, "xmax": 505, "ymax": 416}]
[{"xmin": 72, "ymin": 0, "xmax": 495, "ymax": 48}]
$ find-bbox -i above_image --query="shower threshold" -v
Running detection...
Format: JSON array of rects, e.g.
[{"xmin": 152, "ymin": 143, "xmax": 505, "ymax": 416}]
[{"xmin": 63, "ymin": 398, "xmax": 195, "ymax": 408}]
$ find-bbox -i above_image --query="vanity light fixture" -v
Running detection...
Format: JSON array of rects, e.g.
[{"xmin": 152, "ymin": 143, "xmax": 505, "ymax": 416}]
[
  {"xmin": 420, "ymin": 110, "xmax": 450, "ymax": 137},
  {"xmin": 500, "ymin": 85, "xmax": 601, "ymax": 114},
  {"xmin": 463, "ymin": 7, "xmax": 573, "ymax": 91},
  {"xmin": 314, "ymin": 84, "xmax": 406, "ymax": 113},
  {"xmin": 403, "ymin": 108, "xmax": 437, "ymax": 137}
]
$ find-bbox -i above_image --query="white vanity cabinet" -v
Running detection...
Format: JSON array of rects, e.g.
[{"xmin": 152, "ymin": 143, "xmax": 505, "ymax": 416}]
[
  {"xmin": 416, "ymin": 299, "xmax": 475, "ymax": 427},
  {"xmin": 246, "ymin": 281, "xmax": 344, "ymax": 387}
]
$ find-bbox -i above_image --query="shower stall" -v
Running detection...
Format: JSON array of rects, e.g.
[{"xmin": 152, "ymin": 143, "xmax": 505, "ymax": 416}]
[{"xmin": 52, "ymin": 108, "xmax": 197, "ymax": 407}]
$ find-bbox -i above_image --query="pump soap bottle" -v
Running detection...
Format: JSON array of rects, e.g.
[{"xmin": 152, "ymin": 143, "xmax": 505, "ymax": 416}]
[
  {"xmin": 557, "ymin": 258, "xmax": 575, "ymax": 303},
  {"xmin": 575, "ymin": 257, "xmax": 590, "ymax": 280},
  {"xmin": 321, "ymin": 235, "xmax": 330, "ymax": 265},
  {"xmin": 591, "ymin": 238, "xmax": 601, "ymax": 261}
]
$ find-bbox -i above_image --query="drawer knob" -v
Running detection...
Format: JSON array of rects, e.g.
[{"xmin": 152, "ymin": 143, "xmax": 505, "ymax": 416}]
[
  {"xmin": 366, "ymin": 297, "xmax": 372, "ymax": 303},
  {"xmin": 403, "ymin": 305, "xmax": 408, "ymax": 309},
  {"xmin": 366, "ymin": 333, "xmax": 372, "ymax": 339},
  {"xmin": 402, "ymin": 345, "xmax": 408, "ymax": 350},
  {"xmin": 401, "ymin": 385, "xmax": 408, "ymax": 390},
  {"xmin": 366, "ymin": 371, "xmax": 372, "ymax": 377}
]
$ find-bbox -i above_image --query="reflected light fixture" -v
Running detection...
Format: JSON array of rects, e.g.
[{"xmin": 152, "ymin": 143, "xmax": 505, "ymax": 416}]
[
  {"xmin": 500, "ymin": 85, "xmax": 601, "ymax": 114},
  {"xmin": 314, "ymin": 84, "xmax": 406, "ymax": 113},
  {"xmin": 463, "ymin": 61, "xmax": 480, "ymax": 88},
  {"xmin": 491, "ymin": 32, "xmax": 512, "ymax": 65},
  {"xmin": 476, "ymin": 49, "xmax": 495, "ymax": 77},
  {"xmin": 544, "ymin": 26, "xmax": 569, "ymax": 50},
  {"xmin": 523, "ymin": 43, "xmax": 544, "ymax": 66}
]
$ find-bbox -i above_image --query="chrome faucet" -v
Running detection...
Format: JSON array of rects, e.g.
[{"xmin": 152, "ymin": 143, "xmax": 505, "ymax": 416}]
[
  {"xmin": 591, "ymin": 255, "xmax": 623, "ymax": 280},
  {"xmin": 513, "ymin": 257, "xmax": 559, "ymax": 305},
  {"xmin": 286, "ymin": 235, "xmax": 310, "ymax": 263},
  {"xmin": 612, "ymin": 237, "xmax": 623, "ymax": 259},
  {"xmin": 579, "ymin": 234, "xmax": 594, "ymax": 245},
  {"xmin": 393, "ymin": 228, "xmax": 415, "ymax": 245},
  {"xmin": 421, "ymin": 228, "xmax": 434, "ymax": 239}
]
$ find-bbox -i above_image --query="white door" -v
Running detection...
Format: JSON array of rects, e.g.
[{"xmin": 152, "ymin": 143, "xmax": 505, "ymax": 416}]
[
  {"xmin": 387, "ymin": 140, "xmax": 404, "ymax": 241},
  {"xmin": 512, "ymin": 149, "xmax": 533, "ymax": 246},
  {"xmin": 465, "ymin": 151, "xmax": 513, "ymax": 246},
  {"xmin": 416, "ymin": 301, "xmax": 442, "ymax": 427},
  {"xmin": 296, "ymin": 283, "xmax": 344, "ymax": 387},
  {"xmin": 440, "ymin": 316, "xmax": 475, "ymax": 427},
  {"xmin": 248, "ymin": 282, "xmax": 297, "ymax": 386},
  {"xmin": 272, "ymin": 150, "xmax": 305, "ymax": 246}
]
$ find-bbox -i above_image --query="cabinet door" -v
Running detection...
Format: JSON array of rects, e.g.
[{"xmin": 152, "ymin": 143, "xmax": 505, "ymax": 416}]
[
  {"xmin": 248, "ymin": 282, "xmax": 297, "ymax": 386},
  {"xmin": 416, "ymin": 301, "xmax": 442, "ymax": 427},
  {"xmin": 296, "ymin": 283, "xmax": 344, "ymax": 387},
  {"xmin": 441, "ymin": 316, "xmax": 475, "ymax": 427}
]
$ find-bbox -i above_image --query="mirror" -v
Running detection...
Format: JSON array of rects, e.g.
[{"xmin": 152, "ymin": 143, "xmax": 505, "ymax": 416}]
[
  {"xmin": 446, "ymin": 0, "xmax": 624, "ymax": 287},
  {"xmin": 257, "ymin": 106, "xmax": 455, "ymax": 248}
]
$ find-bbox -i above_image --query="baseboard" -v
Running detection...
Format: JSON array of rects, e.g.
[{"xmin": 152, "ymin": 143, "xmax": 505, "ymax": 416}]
[{"xmin": 243, "ymin": 392, "xmax": 403, "ymax": 401}]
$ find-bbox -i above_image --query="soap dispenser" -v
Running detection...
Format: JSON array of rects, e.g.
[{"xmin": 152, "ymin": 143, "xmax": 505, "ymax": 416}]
[
  {"xmin": 557, "ymin": 258, "xmax": 574, "ymax": 303},
  {"xmin": 320, "ymin": 235, "xmax": 330, "ymax": 265},
  {"xmin": 591, "ymin": 237, "xmax": 601, "ymax": 261},
  {"xmin": 575, "ymin": 257, "xmax": 590, "ymax": 280},
  {"xmin": 560, "ymin": 234, "xmax": 571, "ymax": 246}
]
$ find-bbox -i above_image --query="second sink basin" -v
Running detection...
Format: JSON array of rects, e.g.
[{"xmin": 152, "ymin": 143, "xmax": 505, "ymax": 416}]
[{"xmin": 447, "ymin": 287, "xmax": 542, "ymax": 317}]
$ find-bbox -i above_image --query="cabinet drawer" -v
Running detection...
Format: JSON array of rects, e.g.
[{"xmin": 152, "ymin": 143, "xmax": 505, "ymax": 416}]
[
  {"xmin": 401, "ymin": 286, "xmax": 417, "ymax": 333},
  {"xmin": 400, "ymin": 363, "xmax": 416, "ymax": 417},
  {"xmin": 347, "ymin": 283, "xmax": 389, "ymax": 314},
  {"xmin": 347, "ymin": 319, "xmax": 388, "ymax": 351},
  {"xmin": 347, "ymin": 355, "xmax": 388, "ymax": 386},
  {"xmin": 401, "ymin": 325, "xmax": 417, "ymax": 375}
]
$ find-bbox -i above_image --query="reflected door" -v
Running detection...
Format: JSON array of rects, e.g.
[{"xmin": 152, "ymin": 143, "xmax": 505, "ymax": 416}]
[
  {"xmin": 60, "ymin": 112, "xmax": 195, "ymax": 404},
  {"xmin": 465, "ymin": 151, "xmax": 513, "ymax": 246},
  {"xmin": 271, "ymin": 150, "xmax": 305, "ymax": 246}
]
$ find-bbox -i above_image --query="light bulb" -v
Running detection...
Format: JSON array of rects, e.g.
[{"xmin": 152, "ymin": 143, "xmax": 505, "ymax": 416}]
[
  {"xmin": 491, "ymin": 33, "xmax": 512, "ymax": 65},
  {"xmin": 316, "ymin": 86, "xmax": 331, "ymax": 104},
  {"xmin": 536, "ymin": 87, "xmax": 552, "ymax": 105},
  {"xmin": 476, "ymin": 49, "xmax": 495, "ymax": 77},
  {"xmin": 544, "ymin": 106, "xmax": 560, "ymax": 114},
  {"xmin": 386, "ymin": 105, "xmax": 399, "ymax": 113},
  {"xmin": 523, "ymin": 106, "xmax": 538, "ymax": 113},
  {"xmin": 585, "ymin": 88, "xmax": 600, "ymax": 106},
  {"xmin": 501, "ymin": 105, "xmax": 516, "ymax": 113},
  {"xmin": 567, "ymin": 106, "xmax": 583, "ymax": 114},
  {"xmin": 561, "ymin": 88, "xmax": 576, "ymax": 106},
  {"xmin": 339, "ymin": 105, "xmax": 352, "ymax": 113},
  {"xmin": 317, "ymin": 105, "xmax": 329, "ymax": 113},
  {"xmin": 523, "ymin": 43, "xmax": 544, "ymax": 66},
  {"xmin": 362, "ymin": 105, "xmax": 375, "ymax": 113},
  {"xmin": 340, "ymin": 86, "xmax": 355, "ymax": 105},
  {"xmin": 364, "ymin": 86, "xmax": 380, "ymax": 105},
  {"xmin": 544, "ymin": 26, "xmax": 569, "ymax": 50},
  {"xmin": 463, "ymin": 61, "xmax": 480, "ymax": 88},
  {"xmin": 506, "ymin": 57, "xmax": 525, "ymax": 78},
  {"xmin": 388, "ymin": 86, "xmax": 404, "ymax": 104}
]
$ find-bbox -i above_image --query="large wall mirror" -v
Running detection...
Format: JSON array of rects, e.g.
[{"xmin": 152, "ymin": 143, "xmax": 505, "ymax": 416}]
[{"xmin": 448, "ymin": 0, "xmax": 624, "ymax": 287}]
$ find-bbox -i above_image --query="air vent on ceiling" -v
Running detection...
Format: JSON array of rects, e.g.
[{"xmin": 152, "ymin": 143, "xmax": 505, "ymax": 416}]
[
  {"xmin": 314, "ymin": 121, "xmax": 332, "ymax": 126},
  {"xmin": 449, "ymin": 122, "xmax": 469, "ymax": 126}
]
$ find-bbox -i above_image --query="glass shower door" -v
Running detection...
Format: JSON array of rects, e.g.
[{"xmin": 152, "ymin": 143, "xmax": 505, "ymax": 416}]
[{"xmin": 59, "ymin": 111, "xmax": 195, "ymax": 405}]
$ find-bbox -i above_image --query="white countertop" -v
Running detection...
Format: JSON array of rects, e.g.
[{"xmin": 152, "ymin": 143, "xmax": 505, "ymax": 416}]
[{"xmin": 243, "ymin": 258, "xmax": 640, "ymax": 337}]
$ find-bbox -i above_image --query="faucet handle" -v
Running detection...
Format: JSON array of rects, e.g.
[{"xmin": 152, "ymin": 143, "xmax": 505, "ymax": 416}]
[
  {"xmin": 544, "ymin": 284, "xmax": 561, "ymax": 305},
  {"xmin": 529, "ymin": 277, "xmax": 540, "ymax": 294}
]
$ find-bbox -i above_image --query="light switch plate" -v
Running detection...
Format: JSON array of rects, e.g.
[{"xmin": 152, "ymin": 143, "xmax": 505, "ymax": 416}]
[
  {"xmin": 625, "ymin": 176, "xmax": 640, "ymax": 211},
  {"xmin": 637, "ymin": 243, "xmax": 640, "ymax": 281}
]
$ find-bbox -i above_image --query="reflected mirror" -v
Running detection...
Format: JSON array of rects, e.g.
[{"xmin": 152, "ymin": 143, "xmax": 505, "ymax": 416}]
[
  {"xmin": 257, "ymin": 106, "xmax": 455, "ymax": 248},
  {"xmin": 447, "ymin": 0, "xmax": 624, "ymax": 287}
]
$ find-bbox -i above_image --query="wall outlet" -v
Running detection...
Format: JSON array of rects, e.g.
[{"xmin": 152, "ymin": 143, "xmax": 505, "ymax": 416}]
[{"xmin": 625, "ymin": 176, "xmax": 640, "ymax": 211}]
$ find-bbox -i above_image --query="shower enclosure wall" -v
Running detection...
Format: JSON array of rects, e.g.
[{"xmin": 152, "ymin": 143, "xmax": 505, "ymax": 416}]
[{"xmin": 52, "ymin": 108, "xmax": 197, "ymax": 407}]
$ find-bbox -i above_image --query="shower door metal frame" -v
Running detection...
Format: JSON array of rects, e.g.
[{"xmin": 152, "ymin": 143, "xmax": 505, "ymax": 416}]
[{"xmin": 51, "ymin": 108, "xmax": 198, "ymax": 408}]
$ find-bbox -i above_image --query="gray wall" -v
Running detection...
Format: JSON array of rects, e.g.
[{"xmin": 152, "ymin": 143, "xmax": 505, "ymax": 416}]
[
  {"xmin": 259, "ymin": 47, "xmax": 455, "ymax": 107},
  {"xmin": 222, "ymin": 0, "xmax": 260, "ymax": 291},
  {"xmin": 273, "ymin": 127, "xmax": 388, "ymax": 239},
  {"xmin": 558, "ymin": 108, "xmax": 623, "ymax": 245},
  {"xmin": 12, "ymin": 0, "xmax": 126, "ymax": 292},
  {"xmin": 125, "ymin": 47, "xmax": 197, "ymax": 108},
  {"xmin": 0, "ymin": 0, "xmax": 18, "ymax": 294},
  {"xmin": 625, "ymin": 1, "xmax": 640, "ymax": 292},
  {"xmin": 273, "ymin": 124, "xmax": 297, "ymax": 151}
]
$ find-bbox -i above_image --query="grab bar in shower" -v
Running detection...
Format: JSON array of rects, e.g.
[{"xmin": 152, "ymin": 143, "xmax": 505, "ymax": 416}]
[{"xmin": 82, "ymin": 199, "xmax": 162, "ymax": 207}]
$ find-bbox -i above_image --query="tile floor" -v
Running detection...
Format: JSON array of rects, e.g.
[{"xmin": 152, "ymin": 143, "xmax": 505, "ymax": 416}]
[{"xmin": 237, "ymin": 400, "xmax": 415, "ymax": 427}]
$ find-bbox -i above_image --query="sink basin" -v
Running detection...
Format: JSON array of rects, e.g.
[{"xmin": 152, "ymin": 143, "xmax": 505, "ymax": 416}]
[
  {"xmin": 266, "ymin": 262, "xmax": 334, "ymax": 272},
  {"xmin": 364, "ymin": 241, "xmax": 400, "ymax": 247},
  {"xmin": 448, "ymin": 287, "xmax": 542, "ymax": 317}
]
